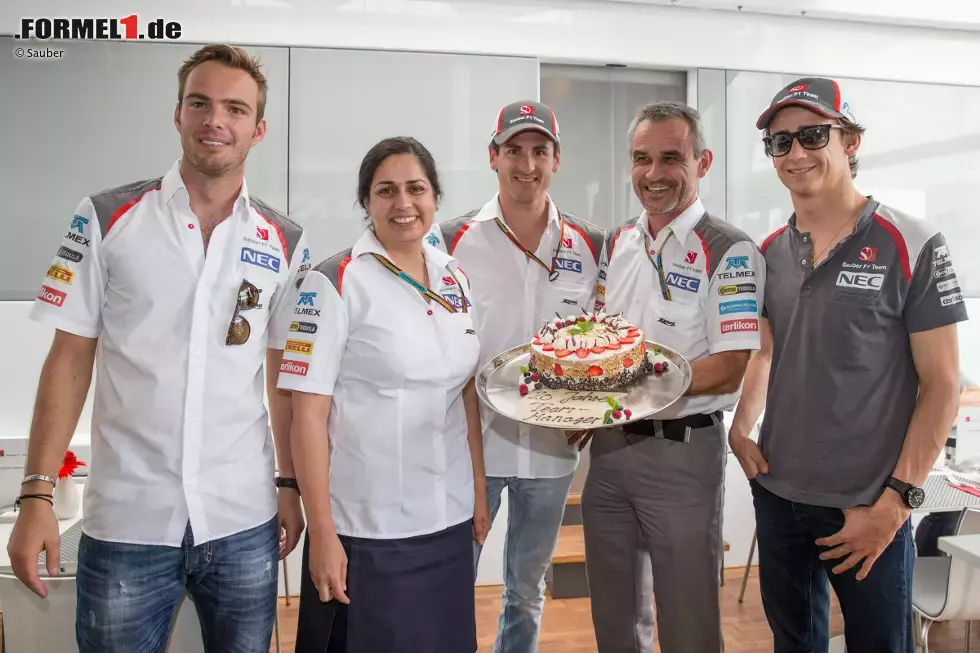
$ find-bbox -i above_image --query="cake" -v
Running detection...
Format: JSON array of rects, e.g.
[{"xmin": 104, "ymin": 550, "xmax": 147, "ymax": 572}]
[{"xmin": 528, "ymin": 312, "xmax": 650, "ymax": 391}]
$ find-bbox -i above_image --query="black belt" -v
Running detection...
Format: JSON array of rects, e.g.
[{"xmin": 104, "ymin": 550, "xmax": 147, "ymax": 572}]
[{"xmin": 621, "ymin": 411, "xmax": 721, "ymax": 443}]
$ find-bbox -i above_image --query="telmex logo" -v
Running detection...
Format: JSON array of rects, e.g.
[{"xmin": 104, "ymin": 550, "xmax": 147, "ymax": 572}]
[
  {"xmin": 37, "ymin": 285, "xmax": 66, "ymax": 307},
  {"xmin": 280, "ymin": 360, "xmax": 309, "ymax": 376},
  {"xmin": 298, "ymin": 292, "xmax": 317, "ymax": 306},
  {"xmin": 836, "ymin": 271, "xmax": 883, "ymax": 290},
  {"xmin": 46, "ymin": 265, "xmax": 74, "ymax": 285},
  {"xmin": 71, "ymin": 214, "xmax": 88, "ymax": 233},
  {"xmin": 285, "ymin": 340, "xmax": 313, "ymax": 355},
  {"xmin": 718, "ymin": 284, "xmax": 756, "ymax": 296},
  {"xmin": 720, "ymin": 319, "xmax": 759, "ymax": 334},
  {"xmin": 16, "ymin": 16, "xmax": 182, "ymax": 40},
  {"xmin": 66, "ymin": 232, "xmax": 90, "ymax": 247},
  {"xmin": 289, "ymin": 322, "xmax": 318, "ymax": 334},
  {"xmin": 725, "ymin": 256, "xmax": 750, "ymax": 270}
]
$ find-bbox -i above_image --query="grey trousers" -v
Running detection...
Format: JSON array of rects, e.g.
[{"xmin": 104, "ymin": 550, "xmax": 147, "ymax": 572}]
[{"xmin": 582, "ymin": 418, "xmax": 726, "ymax": 653}]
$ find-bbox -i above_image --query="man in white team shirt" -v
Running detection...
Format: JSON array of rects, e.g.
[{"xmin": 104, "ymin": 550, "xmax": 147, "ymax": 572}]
[
  {"xmin": 434, "ymin": 101, "xmax": 606, "ymax": 653},
  {"xmin": 7, "ymin": 44, "xmax": 307, "ymax": 653}
]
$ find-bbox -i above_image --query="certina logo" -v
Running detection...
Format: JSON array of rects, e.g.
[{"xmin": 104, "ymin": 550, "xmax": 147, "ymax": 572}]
[
  {"xmin": 720, "ymin": 319, "xmax": 759, "ymax": 334},
  {"xmin": 71, "ymin": 214, "xmax": 88, "ymax": 233},
  {"xmin": 555, "ymin": 257, "xmax": 582, "ymax": 273},
  {"xmin": 836, "ymin": 271, "xmax": 884, "ymax": 290},
  {"xmin": 934, "ymin": 267, "xmax": 954, "ymax": 280},
  {"xmin": 657, "ymin": 317, "xmax": 676, "ymax": 327},
  {"xmin": 725, "ymin": 256, "xmax": 750, "ymax": 270},
  {"xmin": 685, "ymin": 252, "xmax": 698, "ymax": 265},
  {"xmin": 719, "ymin": 300, "xmax": 757, "ymax": 315},
  {"xmin": 290, "ymin": 321, "xmax": 318, "ymax": 334},
  {"xmin": 666, "ymin": 272, "xmax": 700, "ymax": 292},
  {"xmin": 65, "ymin": 232, "xmax": 90, "ymax": 247},
  {"xmin": 859, "ymin": 247, "xmax": 877, "ymax": 262},
  {"xmin": 279, "ymin": 360, "xmax": 309, "ymax": 376},
  {"xmin": 718, "ymin": 284, "xmax": 756, "ymax": 296},
  {"xmin": 941, "ymin": 292, "xmax": 964, "ymax": 307},
  {"xmin": 15, "ymin": 16, "xmax": 182, "ymax": 41},
  {"xmin": 936, "ymin": 279, "xmax": 960, "ymax": 293},
  {"xmin": 37, "ymin": 285, "xmax": 66, "ymax": 307},
  {"xmin": 46, "ymin": 265, "xmax": 73, "ymax": 285},
  {"xmin": 241, "ymin": 247, "xmax": 280, "ymax": 272},
  {"xmin": 256, "ymin": 226, "xmax": 269, "ymax": 241},
  {"xmin": 285, "ymin": 340, "xmax": 313, "ymax": 355},
  {"xmin": 57, "ymin": 246, "xmax": 83, "ymax": 263}
]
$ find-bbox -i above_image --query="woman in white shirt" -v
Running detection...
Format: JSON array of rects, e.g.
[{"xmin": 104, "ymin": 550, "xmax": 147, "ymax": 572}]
[{"xmin": 278, "ymin": 137, "xmax": 490, "ymax": 653}]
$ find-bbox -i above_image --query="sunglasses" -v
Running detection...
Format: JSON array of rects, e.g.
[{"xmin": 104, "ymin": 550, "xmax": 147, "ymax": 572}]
[
  {"xmin": 226, "ymin": 279, "xmax": 262, "ymax": 345},
  {"xmin": 762, "ymin": 124, "xmax": 844, "ymax": 157}
]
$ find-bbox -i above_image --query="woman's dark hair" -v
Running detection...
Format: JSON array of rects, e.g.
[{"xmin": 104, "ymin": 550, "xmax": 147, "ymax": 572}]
[{"xmin": 357, "ymin": 137, "xmax": 443, "ymax": 212}]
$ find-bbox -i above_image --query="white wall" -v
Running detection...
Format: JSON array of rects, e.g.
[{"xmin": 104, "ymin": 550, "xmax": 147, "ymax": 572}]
[{"xmin": 6, "ymin": 0, "xmax": 980, "ymax": 87}]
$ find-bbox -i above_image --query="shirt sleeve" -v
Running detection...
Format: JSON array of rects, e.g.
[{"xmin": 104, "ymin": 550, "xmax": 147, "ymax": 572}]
[
  {"xmin": 28, "ymin": 197, "xmax": 107, "ymax": 339},
  {"xmin": 706, "ymin": 239, "xmax": 766, "ymax": 354},
  {"xmin": 904, "ymin": 233, "xmax": 969, "ymax": 333},
  {"xmin": 276, "ymin": 270, "xmax": 348, "ymax": 396},
  {"xmin": 268, "ymin": 232, "xmax": 312, "ymax": 349}
]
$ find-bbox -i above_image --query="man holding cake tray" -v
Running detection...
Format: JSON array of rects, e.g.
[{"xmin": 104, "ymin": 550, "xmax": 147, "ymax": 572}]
[
  {"xmin": 585, "ymin": 100, "xmax": 766, "ymax": 653},
  {"xmin": 432, "ymin": 100, "xmax": 606, "ymax": 653}
]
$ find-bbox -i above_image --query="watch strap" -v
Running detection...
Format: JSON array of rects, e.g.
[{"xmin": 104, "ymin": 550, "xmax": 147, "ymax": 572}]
[{"xmin": 276, "ymin": 477, "xmax": 301, "ymax": 495}]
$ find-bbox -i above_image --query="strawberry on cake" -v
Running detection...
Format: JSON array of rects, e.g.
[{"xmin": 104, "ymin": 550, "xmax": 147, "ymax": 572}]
[{"xmin": 528, "ymin": 312, "xmax": 649, "ymax": 391}]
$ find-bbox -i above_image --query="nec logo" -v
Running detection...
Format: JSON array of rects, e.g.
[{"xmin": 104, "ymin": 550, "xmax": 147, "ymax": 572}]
[
  {"xmin": 442, "ymin": 276, "xmax": 456, "ymax": 286},
  {"xmin": 279, "ymin": 360, "xmax": 309, "ymax": 376},
  {"xmin": 666, "ymin": 272, "xmax": 700, "ymax": 292},
  {"xmin": 836, "ymin": 271, "xmax": 884, "ymax": 290},
  {"xmin": 71, "ymin": 214, "xmax": 88, "ymax": 233},
  {"xmin": 241, "ymin": 248, "xmax": 280, "ymax": 272},
  {"xmin": 297, "ymin": 292, "xmax": 316, "ymax": 306},
  {"xmin": 790, "ymin": 83, "xmax": 808, "ymax": 92},
  {"xmin": 562, "ymin": 237, "xmax": 573, "ymax": 249},
  {"xmin": 720, "ymin": 319, "xmax": 759, "ymax": 334},
  {"xmin": 725, "ymin": 256, "xmax": 749, "ymax": 270},
  {"xmin": 555, "ymin": 257, "xmax": 582, "ymax": 273},
  {"xmin": 520, "ymin": 105, "xmax": 534, "ymax": 115},
  {"xmin": 859, "ymin": 247, "xmax": 876, "ymax": 262},
  {"xmin": 442, "ymin": 293, "xmax": 467, "ymax": 310},
  {"xmin": 256, "ymin": 226, "xmax": 269, "ymax": 241},
  {"xmin": 685, "ymin": 251, "xmax": 698, "ymax": 265}
]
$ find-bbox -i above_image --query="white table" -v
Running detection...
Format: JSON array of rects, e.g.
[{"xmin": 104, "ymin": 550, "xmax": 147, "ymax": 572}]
[{"xmin": 938, "ymin": 533, "xmax": 980, "ymax": 568}]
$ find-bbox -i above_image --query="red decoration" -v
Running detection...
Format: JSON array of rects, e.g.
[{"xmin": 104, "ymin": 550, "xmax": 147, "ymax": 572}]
[{"xmin": 59, "ymin": 450, "xmax": 86, "ymax": 479}]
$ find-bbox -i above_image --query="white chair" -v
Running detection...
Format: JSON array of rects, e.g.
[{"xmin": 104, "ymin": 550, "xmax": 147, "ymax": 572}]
[{"xmin": 913, "ymin": 507, "xmax": 980, "ymax": 652}]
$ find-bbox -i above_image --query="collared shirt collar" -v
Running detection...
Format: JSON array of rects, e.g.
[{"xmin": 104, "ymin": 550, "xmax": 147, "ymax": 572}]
[
  {"xmin": 160, "ymin": 159, "xmax": 251, "ymax": 219},
  {"xmin": 639, "ymin": 197, "xmax": 705, "ymax": 248},
  {"xmin": 787, "ymin": 196, "xmax": 879, "ymax": 234},
  {"xmin": 352, "ymin": 228, "xmax": 458, "ymax": 271},
  {"xmin": 473, "ymin": 192, "xmax": 561, "ymax": 230}
]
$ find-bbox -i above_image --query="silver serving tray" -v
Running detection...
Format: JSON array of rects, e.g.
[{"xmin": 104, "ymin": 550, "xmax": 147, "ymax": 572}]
[{"xmin": 476, "ymin": 340, "xmax": 693, "ymax": 430}]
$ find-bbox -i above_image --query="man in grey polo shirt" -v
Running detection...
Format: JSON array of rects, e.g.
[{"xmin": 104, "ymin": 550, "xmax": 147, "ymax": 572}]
[{"xmin": 729, "ymin": 77, "xmax": 968, "ymax": 653}]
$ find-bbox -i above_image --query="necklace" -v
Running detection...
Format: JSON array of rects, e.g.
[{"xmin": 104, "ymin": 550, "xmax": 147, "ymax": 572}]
[{"xmin": 809, "ymin": 215, "xmax": 856, "ymax": 270}]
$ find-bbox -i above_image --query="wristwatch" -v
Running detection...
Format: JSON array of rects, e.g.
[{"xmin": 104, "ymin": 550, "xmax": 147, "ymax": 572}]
[
  {"xmin": 883, "ymin": 477, "xmax": 925, "ymax": 509},
  {"xmin": 275, "ymin": 477, "xmax": 301, "ymax": 495}
]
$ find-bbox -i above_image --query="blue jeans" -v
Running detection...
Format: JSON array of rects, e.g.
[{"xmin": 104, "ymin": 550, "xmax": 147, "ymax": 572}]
[
  {"xmin": 76, "ymin": 515, "xmax": 280, "ymax": 653},
  {"xmin": 474, "ymin": 473, "xmax": 575, "ymax": 653},
  {"xmin": 751, "ymin": 480, "xmax": 914, "ymax": 653}
]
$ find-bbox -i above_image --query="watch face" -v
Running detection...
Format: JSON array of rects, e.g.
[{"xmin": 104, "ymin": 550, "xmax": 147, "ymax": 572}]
[{"xmin": 907, "ymin": 486, "xmax": 926, "ymax": 509}]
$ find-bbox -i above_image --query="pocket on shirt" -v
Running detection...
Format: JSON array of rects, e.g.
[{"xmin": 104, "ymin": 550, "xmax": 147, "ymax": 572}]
[{"xmin": 547, "ymin": 279, "xmax": 595, "ymax": 317}]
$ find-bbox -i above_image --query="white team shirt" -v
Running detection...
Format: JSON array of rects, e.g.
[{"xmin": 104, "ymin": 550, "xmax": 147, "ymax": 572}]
[
  {"xmin": 276, "ymin": 229, "xmax": 480, "ymax": 539},
  {"xmin": 600, "ymin": 197, "xmax": 765, "ymax": 419},
  {"xmin": 29, "ymin": 160, "xmax": 309, "ymax": 546},
  {"xmin": 435, "ymin": 195, "xmax": 606, "ymax": 479}
]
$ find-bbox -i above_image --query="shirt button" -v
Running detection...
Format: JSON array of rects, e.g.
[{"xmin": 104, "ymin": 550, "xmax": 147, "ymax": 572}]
[
  {"xmin": 427, "ymin": 310, "xmax": 433, "ymax": 316},
  {"xmin": 801, "ymin": 258, "xmax": 807, "ymax": 265},
  {"xmin": 193, "ymin": 348, "xmax": 201, "ymax": 355},
  {"xmin": 803, "ymin": 236, "xmax": 809, "ymax": 243}
]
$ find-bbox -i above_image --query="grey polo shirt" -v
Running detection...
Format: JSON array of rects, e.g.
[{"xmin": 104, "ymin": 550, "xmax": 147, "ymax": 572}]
[{"xmin": 757, "ymin": 198, "xmax": 969, "ymax": 508}]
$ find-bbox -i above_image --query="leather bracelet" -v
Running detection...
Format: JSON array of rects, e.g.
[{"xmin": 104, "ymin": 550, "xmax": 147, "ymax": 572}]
[
  {"xmin": 15, "ymin": 494, "xmax": 54, "ymax": 510},
  {"xmin": 22, "ymin": 474, "xmax": 57, "ymax": 487},
  {"xmin": 275, "ymin": 477, "xmax": 301, "ymax": 495}
]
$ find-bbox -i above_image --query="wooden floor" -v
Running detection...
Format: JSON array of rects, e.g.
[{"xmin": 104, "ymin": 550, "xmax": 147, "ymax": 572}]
[{"xmin": 269, "ymin": 566, "xmax": 979, "ymax": 653}]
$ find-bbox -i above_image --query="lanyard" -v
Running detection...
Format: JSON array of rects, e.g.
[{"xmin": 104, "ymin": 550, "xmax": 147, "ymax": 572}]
[
  {"xmin": 370, "ymin": 253, "xmax": 468, "ymax": 314},
  {"xmin": 643, "ymin": 229, "xmax": 673, "ymax": 302},
  {"xmin": 493, "ymin": 215, "xmax": 566, "ymax": 282}
]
